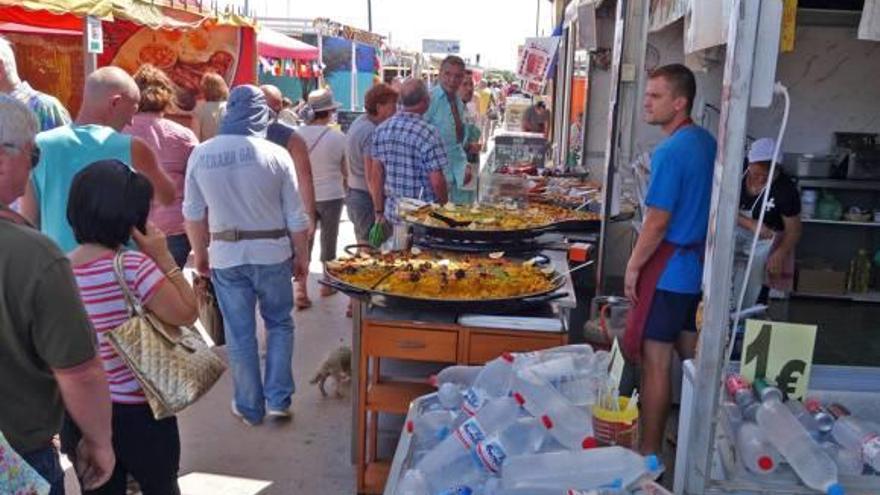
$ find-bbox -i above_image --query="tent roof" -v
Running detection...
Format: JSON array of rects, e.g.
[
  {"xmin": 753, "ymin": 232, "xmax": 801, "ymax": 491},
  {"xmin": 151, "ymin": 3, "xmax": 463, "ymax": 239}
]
[
  {"xmin": 257, "ymin": 27, "xmax": 318, "ymax": 60},
  {"xmin": 0, "ymin": 21, "xmax": 79, "ymax": 36}
]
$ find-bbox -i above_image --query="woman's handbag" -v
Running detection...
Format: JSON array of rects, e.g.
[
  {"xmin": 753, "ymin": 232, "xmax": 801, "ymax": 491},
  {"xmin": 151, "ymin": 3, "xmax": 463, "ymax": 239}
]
[
  {"xmin": 106, "ymin": 252, "xmax": 226, "ymax": 420},
  {"xmin": 0, "ymin": 431, "xmax": 50, "ymax": 495},
  {"xmin": 193, "ymin": 274, "xmax": 225, "ymax": 347}
]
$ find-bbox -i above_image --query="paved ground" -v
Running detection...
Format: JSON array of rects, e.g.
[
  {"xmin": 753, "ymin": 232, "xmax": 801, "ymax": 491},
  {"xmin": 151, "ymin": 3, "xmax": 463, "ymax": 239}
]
[{"xmin": 64, "ymin": 215, "xmax": 360, "ymax": 495}]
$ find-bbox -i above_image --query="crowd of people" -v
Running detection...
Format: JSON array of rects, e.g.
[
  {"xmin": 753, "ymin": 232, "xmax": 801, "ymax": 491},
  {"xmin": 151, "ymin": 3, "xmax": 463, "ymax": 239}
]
[{"xmin": 0, "ymin": 35, "xmax": 497, "ymax": 493}]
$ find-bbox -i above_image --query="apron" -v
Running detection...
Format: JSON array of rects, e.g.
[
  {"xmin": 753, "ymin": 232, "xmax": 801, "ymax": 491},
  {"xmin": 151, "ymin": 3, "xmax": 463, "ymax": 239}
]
[{"xmin": 622, "ymin": 117, "xmax": 698, "ymax": 363}]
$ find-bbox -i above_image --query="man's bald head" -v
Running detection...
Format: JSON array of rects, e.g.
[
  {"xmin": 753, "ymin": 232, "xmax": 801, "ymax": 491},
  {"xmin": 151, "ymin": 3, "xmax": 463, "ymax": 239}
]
[
  {"xmin": 400, "ymin": 79, "xmax": 429, "ymax": 114},
  {"xmin": 80, "ymin": 66, "xmax": 141, "ymax": 131},
  {"xmin": 260, "ymin": 84, "xmax": 283, "ymax": 112}
]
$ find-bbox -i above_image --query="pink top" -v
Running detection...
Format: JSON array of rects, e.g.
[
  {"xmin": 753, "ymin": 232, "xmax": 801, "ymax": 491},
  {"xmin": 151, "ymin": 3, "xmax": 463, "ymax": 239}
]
[
  {"xmin": 124, "ymin": 113, "xmax": 199, "ymax": 235},
  {"xmin": 72, "ymin": 251, "xmax": 166, "ymax": 404}
]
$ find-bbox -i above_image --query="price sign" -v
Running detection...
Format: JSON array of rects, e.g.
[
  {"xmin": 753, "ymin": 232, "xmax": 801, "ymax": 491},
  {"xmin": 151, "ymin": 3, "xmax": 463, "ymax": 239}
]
[
  {"xmin": 608, "ymin": 337, "xmax": 625, "ymax": 389},
  {"xmin": 740, "ymin": 320, "xmax": 817, "ymax": 401},
  {"xmin": 86, "ymin": 16, "xmax": 104, "ymax": 54}
]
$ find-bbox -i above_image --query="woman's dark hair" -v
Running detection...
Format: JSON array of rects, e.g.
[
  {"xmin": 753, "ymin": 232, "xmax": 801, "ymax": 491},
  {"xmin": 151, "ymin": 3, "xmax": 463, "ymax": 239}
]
[
  {"xmin": 313, "ymin": 109, "xmax": 332, "ymax": 121},
  {"xmin": 67, "ymin": 160, "xmax": 153, "ymax": 249}
]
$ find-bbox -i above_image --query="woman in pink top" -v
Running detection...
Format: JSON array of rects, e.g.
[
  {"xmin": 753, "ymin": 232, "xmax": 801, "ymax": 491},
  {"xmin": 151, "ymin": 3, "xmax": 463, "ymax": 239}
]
[
  {"xmin": 64, "ymin": 160, "xmax": 198, "ymax": 494},
  {"xmin": 125, "ymin": 64, "xmax": 199, "ymax": 268}
]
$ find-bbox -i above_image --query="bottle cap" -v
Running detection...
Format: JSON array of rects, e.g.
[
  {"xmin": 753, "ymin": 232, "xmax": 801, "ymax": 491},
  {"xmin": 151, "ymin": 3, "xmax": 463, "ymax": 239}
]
[
  {"xmin": 826, "ymin": 483, "xmax": 845, "ymax": 495},
  {"xmin": 757, "ymin": 455, "xmax": 774, "ymax": 471},
  {"xmin": 645, "ymin": 454, "xmax": 661, "ymax": 472},
  {"xmin": 754, "ymin": 378, "xmax": 783, "ymax": 402}
]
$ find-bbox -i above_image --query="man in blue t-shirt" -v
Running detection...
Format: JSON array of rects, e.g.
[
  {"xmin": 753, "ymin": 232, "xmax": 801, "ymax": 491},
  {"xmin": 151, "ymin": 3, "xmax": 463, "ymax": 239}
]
[{"xmin": 623, "ymin": 64, "xmax": 717, "ymax": 456}]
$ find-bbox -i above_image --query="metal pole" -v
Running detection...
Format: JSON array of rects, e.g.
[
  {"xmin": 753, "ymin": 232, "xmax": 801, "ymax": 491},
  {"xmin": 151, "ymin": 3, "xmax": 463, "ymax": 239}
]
[
  {"xmin": 536, "ymin": 0, "xmax": 540, "ymax": 37},
  {"xmin": 683, "ymin": 1, "xmax": 760, "ymax": 493},
  {"xmin": 351, "ymin": 40, "xmax": 358, "ymax": 110},
  {"xmin": 367, "ymin": 0, "xmax": 373, "ymax": 32},
  {"xmin": 595, "ymin": 0, "xmax": 626, "ymax": 295},
  {"xmin": 560, "ymin": 23, "xmax": 576, "ymax": 168}
]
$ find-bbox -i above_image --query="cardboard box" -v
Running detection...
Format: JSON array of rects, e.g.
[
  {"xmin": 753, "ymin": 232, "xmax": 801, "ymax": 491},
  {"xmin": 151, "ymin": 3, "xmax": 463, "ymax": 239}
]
[{"xmin": 797, "ymin": 267, "xmax": 847, "ymax": 295}]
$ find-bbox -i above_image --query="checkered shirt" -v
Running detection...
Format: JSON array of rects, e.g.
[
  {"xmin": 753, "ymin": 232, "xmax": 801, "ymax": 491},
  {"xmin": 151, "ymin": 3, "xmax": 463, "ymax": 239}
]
[{"xmin": 371, "ymin": 111, "xmax": 448, "ymax": 222}]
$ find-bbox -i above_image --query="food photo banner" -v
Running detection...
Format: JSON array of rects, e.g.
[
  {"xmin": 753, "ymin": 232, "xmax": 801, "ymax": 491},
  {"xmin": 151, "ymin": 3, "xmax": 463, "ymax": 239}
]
[{"xmin": 516, "ymin": 36, "xmax": 560, "ymax": 96}]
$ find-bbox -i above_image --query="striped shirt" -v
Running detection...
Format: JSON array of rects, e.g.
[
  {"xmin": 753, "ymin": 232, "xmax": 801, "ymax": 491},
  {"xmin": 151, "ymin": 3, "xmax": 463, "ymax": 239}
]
[{"xmin": 72, "ymin": 251, "xmax": 166, "ymax": 404}]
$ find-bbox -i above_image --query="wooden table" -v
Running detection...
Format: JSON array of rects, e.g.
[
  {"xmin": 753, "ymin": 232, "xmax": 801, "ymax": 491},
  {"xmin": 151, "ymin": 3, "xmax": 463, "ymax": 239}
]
[{"xmin": 350, "ymin": 302, "xmax": 571, "ymax": 494}]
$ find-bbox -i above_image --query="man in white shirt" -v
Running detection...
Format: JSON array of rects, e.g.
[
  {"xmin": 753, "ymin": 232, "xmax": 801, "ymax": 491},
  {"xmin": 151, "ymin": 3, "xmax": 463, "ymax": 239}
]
[{"xmin": 183, "ymin": 85, "xmax": 310, "ymax": 426}]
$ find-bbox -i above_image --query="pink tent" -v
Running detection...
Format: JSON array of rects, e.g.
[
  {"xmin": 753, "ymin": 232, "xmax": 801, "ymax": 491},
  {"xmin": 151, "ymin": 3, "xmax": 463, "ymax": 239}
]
[{"xmin": 257, "ymin": 27, "xmax": 319, "ymax": 61}]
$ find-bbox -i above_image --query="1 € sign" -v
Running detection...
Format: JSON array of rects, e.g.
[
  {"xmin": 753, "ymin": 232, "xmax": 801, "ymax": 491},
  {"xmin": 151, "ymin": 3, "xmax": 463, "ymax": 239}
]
[{"xmin": 740, "ymin": 320, "xmax": 817, "ymax": 401}]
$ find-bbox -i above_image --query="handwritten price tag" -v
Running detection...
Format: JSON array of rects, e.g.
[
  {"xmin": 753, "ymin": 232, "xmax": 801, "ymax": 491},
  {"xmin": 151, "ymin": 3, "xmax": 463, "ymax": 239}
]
[
  {"xmin": 740, "ymin": 320, "xmax": 817, "ymax": 401},
  {"xmin": 608, "ymin": 337, "xmax": 625, "ymax": 389}
]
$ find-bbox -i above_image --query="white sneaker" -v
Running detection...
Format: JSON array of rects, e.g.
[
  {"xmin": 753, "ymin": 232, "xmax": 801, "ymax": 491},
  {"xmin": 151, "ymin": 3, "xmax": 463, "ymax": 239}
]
[
  {"xmin": 230, "ymin": 401, "xmax": 261, "ymax": 426},
  {"xmin": 266, "ymin": 407, "xmax": 293, "ymax": 420}
]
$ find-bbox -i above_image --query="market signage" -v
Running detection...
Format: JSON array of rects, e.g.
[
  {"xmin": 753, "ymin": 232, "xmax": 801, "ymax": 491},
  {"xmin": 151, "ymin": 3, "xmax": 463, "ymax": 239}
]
[
  {"xmin": 740, "ymin": 320, "xmax": 817, "ymax": 401},
  {"xmin": 86, "ymin": 16, "xmax": 104, "ymax": 54},
  {"xmin": 422, "ymin": 39, "xmax": 460, "ymax": 54},
  {"xmin": 516, "ymin": 36, "xmax": 560, "ymax": 96}
]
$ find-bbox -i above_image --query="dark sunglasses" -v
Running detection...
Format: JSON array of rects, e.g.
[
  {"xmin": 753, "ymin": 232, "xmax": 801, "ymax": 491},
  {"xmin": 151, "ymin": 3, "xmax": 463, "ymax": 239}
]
[{"xmin": 2, "ymin": 143, "xmax": 40, "ymax": 169}]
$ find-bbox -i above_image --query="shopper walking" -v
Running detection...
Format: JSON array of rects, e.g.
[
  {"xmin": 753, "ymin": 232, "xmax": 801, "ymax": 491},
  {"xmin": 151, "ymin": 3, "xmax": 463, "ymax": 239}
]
[
  {"xmin": 183, "ymin": 85, "xmax": 310, "ymax": 425},
  {"xmin": 19, "ymin": 66, "xmax": 175, "ymax": 252},
  {"xmin": 125, "ymin": 64, "xmax": 199, "ymax": 268},
  {"xmin": 297, "ymin": 88, "xmax": 348, "ymax": 299},
  {"xmin": 622, "ymin": 64, "xmax": 716, "ymax": 456},
  {"xmin": 424, "ymin": 55, "xmax": 470, "ymax": 203},
  {"xmin": 370, "ymin": 79, "xmax": 448, "ymax": 224},
  {"xmin": 0, "ymin": 95, "xmax": 114, "ymax": 495},
  {"xmin": 458, "ymin": 70, "xmax": 482, "ymax": 178},
  {"xmin": 190, "ymin": 72, "xmax": 228, "ymax": 142},
  {"xmin": 0, "ymin": 35, "xmax": 71, "ymax": 131},
  {"xmin": 63, "ymin": 160, "xmax": 198, "ymax": 495},
  {"xmin": 345, "ymin": 83, "xmax": 398, "ymax": 244}
]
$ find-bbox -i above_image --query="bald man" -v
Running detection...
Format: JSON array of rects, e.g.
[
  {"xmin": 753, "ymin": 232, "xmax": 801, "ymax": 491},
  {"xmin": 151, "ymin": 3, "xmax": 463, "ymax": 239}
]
[
  {"xmin": 20, "ymin": 66, "xmax": 174, "ymax": 252},
  {"xmin": 259, "ymin": 84, "xmax": 316, "ymax": 234}
]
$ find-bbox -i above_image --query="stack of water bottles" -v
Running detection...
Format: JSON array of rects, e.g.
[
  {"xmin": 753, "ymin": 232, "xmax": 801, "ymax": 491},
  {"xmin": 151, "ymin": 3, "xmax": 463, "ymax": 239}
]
[
  {"xmin": 724, "ymin": 374, "xmax": 880, "ymax": 495},
  {"xmin": 395, "ymin": 344, "xmax": 662, "ymax": 495}
]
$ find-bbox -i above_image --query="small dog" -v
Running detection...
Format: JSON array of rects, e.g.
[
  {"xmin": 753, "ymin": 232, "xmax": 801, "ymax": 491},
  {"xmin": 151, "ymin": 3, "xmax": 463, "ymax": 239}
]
[{"xmin": 310, "ymin": 345, "xmax": 352, "ymax": 397}]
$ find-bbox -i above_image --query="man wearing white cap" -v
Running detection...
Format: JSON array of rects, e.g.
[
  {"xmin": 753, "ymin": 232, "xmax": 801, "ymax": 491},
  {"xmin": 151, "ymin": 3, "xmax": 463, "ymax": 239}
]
[{"xmin": 735, "ymin": 137, "xmax": 802, "ymax": 306}]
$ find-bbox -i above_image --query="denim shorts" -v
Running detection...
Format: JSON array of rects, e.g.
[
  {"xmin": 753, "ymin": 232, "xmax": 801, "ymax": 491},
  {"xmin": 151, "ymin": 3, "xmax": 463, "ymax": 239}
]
[{"xmin": 643, "ymin": 289, "xmax": 700, "ymax": 343}]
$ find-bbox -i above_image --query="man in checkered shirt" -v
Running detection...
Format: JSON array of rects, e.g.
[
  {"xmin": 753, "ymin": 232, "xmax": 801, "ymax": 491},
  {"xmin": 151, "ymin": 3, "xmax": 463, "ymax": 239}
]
[{"xmin": 369, "ymin": 79, "xmax": 448, "ymax": 223}]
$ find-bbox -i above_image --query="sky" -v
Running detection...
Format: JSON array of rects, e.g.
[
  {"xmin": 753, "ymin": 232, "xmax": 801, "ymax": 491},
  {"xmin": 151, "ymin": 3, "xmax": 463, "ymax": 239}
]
[{"xmin": 230, "ymin": 0, "xmax": 555, "ymax": 70}]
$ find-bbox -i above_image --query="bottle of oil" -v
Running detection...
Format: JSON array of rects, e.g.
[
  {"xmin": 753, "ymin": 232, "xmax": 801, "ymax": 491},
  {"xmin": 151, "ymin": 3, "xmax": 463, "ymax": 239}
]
[{"xmin": 847, "ymin": 250, "xmax": 871, "ymax": 293}]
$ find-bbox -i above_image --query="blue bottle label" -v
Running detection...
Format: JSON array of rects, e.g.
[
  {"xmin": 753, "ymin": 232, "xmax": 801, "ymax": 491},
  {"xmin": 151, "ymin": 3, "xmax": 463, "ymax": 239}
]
[
  {"xmin": 474, "ymin": 438, "xmax": 507, "ymax": 474},
  {"xmin": 454, "ymin": 417, "xmax": 486, "ymax": 450}
]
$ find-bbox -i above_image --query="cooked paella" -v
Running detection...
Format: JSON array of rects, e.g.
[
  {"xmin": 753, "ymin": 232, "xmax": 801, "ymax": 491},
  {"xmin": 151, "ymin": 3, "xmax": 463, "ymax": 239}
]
[
  {"xmin": 404, "ymin": 202, "xmax": 599, "ymax": 231},
  {"xmin": 324, "ymin": 249, "xmax": 560, "ymax": 300}
]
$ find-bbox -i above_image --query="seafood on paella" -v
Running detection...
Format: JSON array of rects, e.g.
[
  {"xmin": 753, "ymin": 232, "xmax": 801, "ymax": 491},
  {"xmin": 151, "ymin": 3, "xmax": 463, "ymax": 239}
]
[
  {"xmin": 404, "ymin": 202, "xmax": 600, "ymax": 231},
  {"xmin": 324, "ymin": 249, "xmax": 559, "ymax": 300}
]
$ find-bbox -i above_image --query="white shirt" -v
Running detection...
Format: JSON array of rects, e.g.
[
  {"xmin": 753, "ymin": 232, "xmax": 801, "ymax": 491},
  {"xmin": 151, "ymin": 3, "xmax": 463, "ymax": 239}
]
[
  {"xmin": 183, "ymin": 135, "xmax": 310, "ymax": 269},
  {"xmin": 297, "ymin": 124, "xmax": 347, "ymax": 201}
]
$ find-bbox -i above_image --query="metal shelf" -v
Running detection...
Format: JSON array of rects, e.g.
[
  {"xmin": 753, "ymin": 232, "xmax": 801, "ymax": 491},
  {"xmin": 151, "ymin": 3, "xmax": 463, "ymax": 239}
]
[
  {"xmin": 802, "ymin": 218, "xmax": 880, "ymax": 227},
  {"xmin": 797, "ymin": 178, "xmax": 880, "ymax": 191}
]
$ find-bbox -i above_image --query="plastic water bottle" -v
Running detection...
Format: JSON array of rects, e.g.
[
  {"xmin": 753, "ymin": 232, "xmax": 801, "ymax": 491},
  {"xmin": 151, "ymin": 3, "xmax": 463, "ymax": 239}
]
[
  {"xmin": 736, "ymin": 422, "xmax": 780, "ymax": 474},
  {"xmin": 416, "ymin": 396, "xmax": 520, "ymax": 480},
  {"xmin": 804, "ymin": 398, "xmax": 836, "ymax": 433},
  {"xmin": 500, "ymin": 446, "xmax": 661, "ymax": 490},
  {"xmin": 787, "ymin": 400, "xmax": 823, "ymax": 440},
  {"xmin": 453, "ymin": 354, "xmax": 517, "ymax": 421},
  {"xmin": 435, "ymin": 365, "xmax": 483, "ymax": 389},
  {"xmin": 831, "ymin": 415, "xmax": 880, "ymax": 472},
  {"xmin": 724, "ymin": 374, "xmax": 760, "ymax": 421},
  {"xmin": 438, "ymin": 382, "xmax": 463, "ymax": 410},
  {"xmin": 396, "ymin": 469, "xmax": 429, "ymax": 495},
  {"xmin": 412, "ymin": 409, "xmax": 456, "ymax": 453},
  {"xmin": 755, "ymin": 388, "xmax": 843, "ymax": 495},
  {"xmin": 511, "ymin": 368, "xmax": 596, "ymax": 451},
  {"xmin": 821, "ymin": 442, "xmax": 865, "ymax": 476}
]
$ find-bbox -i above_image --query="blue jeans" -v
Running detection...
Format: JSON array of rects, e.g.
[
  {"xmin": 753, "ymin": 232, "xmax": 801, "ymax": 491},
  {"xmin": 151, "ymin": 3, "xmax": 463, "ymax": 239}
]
[
  {"xmin": 166, "ymin": 234, "xmax": 191, "ymax": 269},
  {"xmin": 21, "ymin": 446, "xmax": 65, "ymax": 495},
  {"xmin": 212, "ymin": 260, "xmax": 295, "ymax": 423}
]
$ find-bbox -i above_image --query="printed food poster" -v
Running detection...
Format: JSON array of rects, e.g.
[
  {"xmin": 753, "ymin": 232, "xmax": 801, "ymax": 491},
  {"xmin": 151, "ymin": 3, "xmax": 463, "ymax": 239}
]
[{"xmin": 99, "ymin": 21, "xmax": 249, "ymax": 111}]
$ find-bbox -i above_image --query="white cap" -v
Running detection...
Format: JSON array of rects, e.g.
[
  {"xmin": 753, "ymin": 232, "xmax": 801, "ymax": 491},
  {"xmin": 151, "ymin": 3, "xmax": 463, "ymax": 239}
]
[{"xmin": 748, "ymin": 137, "xmax": 780, "ymax": 163}]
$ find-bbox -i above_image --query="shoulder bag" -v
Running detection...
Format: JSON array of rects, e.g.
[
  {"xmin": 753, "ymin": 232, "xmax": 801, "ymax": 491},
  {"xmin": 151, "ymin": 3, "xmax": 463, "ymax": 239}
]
[{"xmin": 106, "ymin": 252, "xmax": 226, "ymax": 420}]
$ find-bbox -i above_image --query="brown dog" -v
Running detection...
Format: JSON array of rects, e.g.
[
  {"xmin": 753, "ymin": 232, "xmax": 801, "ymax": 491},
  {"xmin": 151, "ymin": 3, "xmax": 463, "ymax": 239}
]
[{"xmin": 309, "ymin": 346, "xmax": 352, "ymax": 397}]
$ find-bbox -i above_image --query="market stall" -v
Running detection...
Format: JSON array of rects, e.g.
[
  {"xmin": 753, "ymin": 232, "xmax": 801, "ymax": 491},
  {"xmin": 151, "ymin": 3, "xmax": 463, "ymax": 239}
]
[
  {"xmin": 256, "ymin": 27, "xmax": 320, "ymax": 103},
  {"xmin": 0, "ymin": 0, "xmax": 257, "ymax": 116}
]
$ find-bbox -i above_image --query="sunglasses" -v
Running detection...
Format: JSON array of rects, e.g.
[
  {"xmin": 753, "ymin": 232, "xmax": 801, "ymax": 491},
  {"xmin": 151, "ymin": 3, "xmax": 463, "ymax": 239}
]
[{"xmin": 3, "ymin": 143, "xmax": 40, "ymax": 168}]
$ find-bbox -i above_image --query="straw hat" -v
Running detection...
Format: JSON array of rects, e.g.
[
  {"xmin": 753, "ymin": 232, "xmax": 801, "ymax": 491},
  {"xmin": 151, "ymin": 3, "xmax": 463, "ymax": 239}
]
[{"xmin": 307, "ymin": 88, "xmax": 341, "ymax": 112}]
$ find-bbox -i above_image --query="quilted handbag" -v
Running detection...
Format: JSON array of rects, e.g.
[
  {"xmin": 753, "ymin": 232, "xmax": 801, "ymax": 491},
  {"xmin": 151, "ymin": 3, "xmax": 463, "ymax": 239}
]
[
  {"xmin": 0, "ymin": 430, "xmax": 50, "ymax": 495},
  {"xmin": 105, "ymin": 253, "xmax": 226, "ymax": 420},
  {"xmin": 193, "ymin": 274, "xmax": 225, "ymax": 347}
]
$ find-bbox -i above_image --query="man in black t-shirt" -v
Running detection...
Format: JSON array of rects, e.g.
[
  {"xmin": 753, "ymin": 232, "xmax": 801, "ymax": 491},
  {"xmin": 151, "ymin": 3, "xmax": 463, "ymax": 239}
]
[{"xmin": 737, "ymin": 138, "xmax": 802, "ymax": 296}]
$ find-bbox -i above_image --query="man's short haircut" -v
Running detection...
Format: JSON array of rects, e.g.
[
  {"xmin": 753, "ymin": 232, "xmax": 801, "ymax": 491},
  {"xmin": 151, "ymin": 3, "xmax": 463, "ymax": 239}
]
[
  {"xmin": 0, "ymin": 35, "xmax": 20, "ymax": 85},
  {"xmin": 0, "ymin": 94, "xmax": 38, "ymax": 148},
  {"xmin": 67, "ymin": 160, "xmax": 153, "ymax": 249},
  {"xmin": 201, "ymin": 72, "xmax": 229, "ymax": 102},
  {"xmin": 133, "ymin": 64, "xmax": 176, "ymax": 113},
  {"xmin": 400, "ymin": 79, "xmax": 428, "ymax": 108},
  {"xmin": 440, "ymin": 55, "xmax": 466, "ymax": 71},
  {"xmin": 364, "ymin": 83, "xmax": 398, "ymax": 116},
  {"xmin": 649, "ymin": 63, "xmax": 697, "ymax": 114}
]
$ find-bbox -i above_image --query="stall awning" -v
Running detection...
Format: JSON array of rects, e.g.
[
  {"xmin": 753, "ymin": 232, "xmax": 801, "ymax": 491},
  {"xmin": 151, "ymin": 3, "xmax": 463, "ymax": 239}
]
[
  {"xmin": 0, "ymin": 0, "xmax": 255, "ymax": 30},
  {"xmin": 0, "ymin": 21, "xmax": 80, "ymax": 36},
  {"xmin": 257, "ymin": 27, "xmax": 319, "ymax": 60}
]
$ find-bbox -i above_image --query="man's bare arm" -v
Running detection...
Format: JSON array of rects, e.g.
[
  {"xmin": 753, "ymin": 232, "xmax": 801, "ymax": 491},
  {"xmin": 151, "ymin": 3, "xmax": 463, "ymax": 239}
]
[{"xmin": 131, "ymin": 138, "xmax": 175, "ymax": 205}]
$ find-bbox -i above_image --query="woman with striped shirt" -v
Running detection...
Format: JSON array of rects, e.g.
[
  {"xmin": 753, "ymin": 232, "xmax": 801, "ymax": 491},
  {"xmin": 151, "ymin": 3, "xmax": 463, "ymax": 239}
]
[{"xmin": 62, "ymin": 160, "xmax": 198, "ymax": 495}]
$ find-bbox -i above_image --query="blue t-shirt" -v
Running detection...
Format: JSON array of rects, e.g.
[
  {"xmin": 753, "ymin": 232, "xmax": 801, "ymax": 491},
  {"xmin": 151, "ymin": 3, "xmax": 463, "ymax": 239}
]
[
  {"xmin": 32, "ymin": 124, "xmax": 132, "ymax": 253},
  {"xmin": 645, "ymin": 125, "xmax": 717, "ymax": 294}
]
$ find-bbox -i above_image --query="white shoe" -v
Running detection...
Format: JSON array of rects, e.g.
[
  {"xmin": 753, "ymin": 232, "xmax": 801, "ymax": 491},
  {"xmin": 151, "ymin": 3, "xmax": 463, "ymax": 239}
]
[
  {"xmin": 231, "ymin": 401, "xmax": 261, "ymax": 426},
  {"xmin": 267, "ymin": 407, "xmax": 293, "ymax": 420}
]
